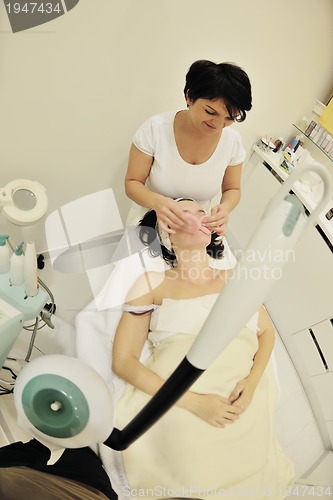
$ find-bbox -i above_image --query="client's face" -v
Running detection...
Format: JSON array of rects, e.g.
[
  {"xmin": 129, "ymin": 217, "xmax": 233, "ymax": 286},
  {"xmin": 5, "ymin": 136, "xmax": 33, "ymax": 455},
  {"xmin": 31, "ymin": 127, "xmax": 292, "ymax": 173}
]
[{"xmin": 170, "ymin": 200, "xmax": 211, "ymax": 250}]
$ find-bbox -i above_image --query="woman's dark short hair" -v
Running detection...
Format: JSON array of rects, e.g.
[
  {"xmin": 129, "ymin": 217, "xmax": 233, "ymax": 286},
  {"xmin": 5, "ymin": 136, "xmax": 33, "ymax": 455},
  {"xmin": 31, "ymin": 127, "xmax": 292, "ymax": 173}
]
[
  {"xmin": 184, "ymin": 60, "xmax": 252, "ymax": 122},
  {"xmin": 138, "ymin": 209, "xmax": 224, "ymax": 267}
]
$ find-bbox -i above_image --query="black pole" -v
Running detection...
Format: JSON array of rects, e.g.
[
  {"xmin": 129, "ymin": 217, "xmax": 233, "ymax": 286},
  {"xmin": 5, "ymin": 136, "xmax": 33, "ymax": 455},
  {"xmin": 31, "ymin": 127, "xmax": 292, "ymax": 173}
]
[{"xmin": 104, "ymin": 357, "xmax": 204, "ymax": 450}]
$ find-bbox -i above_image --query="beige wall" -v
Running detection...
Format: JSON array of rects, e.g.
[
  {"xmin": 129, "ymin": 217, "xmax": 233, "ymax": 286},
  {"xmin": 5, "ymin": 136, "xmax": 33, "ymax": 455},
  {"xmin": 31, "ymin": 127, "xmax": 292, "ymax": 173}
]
[{"xmin": 1, "ymin": 0, "xmax": 333, "ymax": 251}]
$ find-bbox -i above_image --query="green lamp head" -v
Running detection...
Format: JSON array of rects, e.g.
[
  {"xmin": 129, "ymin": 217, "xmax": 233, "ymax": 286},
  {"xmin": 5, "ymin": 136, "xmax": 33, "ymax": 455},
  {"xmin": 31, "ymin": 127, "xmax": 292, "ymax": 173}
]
[{"xmin": 14, "ymin": 355, "xmax": 115, "ymax": 449}]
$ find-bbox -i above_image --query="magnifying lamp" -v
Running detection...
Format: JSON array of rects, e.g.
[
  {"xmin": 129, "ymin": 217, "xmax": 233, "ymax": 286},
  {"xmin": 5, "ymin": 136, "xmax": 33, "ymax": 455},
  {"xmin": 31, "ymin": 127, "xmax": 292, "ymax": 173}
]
[
  {"xmin": 14, "ymin": 355, "xmax": 114, "ymax": 449},
  {"xmin": 0, "ymin": 179, "xmax": 48, "ymax": 226}
]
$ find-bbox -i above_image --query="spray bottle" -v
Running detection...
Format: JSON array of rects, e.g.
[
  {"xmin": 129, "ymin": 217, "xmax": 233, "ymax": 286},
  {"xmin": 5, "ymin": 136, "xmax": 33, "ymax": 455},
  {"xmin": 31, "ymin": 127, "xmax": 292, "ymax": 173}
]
[
  {"xmin": 9, "ymin": 241, "xmax": 25, "ymax": 285},
  {"xmin": 0, "ymin": 235, "xmax": 11, "ymax": 274},
  {"xmin": 24, "ymin": 241, "xmax": 38, "ymax": 297}
]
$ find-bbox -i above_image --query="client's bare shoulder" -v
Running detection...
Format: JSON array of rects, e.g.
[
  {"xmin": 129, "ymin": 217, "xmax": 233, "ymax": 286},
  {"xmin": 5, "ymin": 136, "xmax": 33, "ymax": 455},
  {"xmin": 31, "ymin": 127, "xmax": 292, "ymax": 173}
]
[{"xmin": 125, "ymin": 271, "xmax": 167, "ymax": 305}]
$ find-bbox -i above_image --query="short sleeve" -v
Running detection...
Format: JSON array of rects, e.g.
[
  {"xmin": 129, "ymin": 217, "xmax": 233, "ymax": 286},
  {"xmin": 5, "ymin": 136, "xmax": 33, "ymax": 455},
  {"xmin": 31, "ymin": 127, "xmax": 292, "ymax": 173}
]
[
  {"xmin": 132, "ymin": 117, "xmax": 155, "ymax": 157},
  {"xmin": 122, "ymin": 303, "xmax": 159, "ymax": 315},
  {"xmin": 228, "ymin": 130, "xmax": 246, "ymax": 166},
  {"xmin": 245, "ymin": 311, "xmax": 260, "ymax": 335}
]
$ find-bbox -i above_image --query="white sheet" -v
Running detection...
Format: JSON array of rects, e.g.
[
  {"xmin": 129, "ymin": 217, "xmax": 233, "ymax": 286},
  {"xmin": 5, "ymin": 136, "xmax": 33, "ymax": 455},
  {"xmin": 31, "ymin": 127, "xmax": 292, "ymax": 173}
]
[{"xmin": 75, "ymin": 250, "xmax": 166, "ymax": 499}]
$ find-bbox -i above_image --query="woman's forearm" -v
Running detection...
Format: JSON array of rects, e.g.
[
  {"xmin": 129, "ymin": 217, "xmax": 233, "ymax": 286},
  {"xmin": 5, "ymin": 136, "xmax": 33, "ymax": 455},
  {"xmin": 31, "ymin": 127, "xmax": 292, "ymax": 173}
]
[
  {"xmin": 125, "ymin": 179, "xmax": 167, "ymax": 211},
  {"xmin": 248, "ymin": 328, "xmax": 275, "ymax": 387},
  {"xmin": 113, "ymin": 355, "xmax": 194, "ymax": 410},
  {"xmin": 219, "ymin": 188, "xmax": 241, "ymax": 213},
  {"xmin": 219, "ymin": 163, "xmax": 242, "ymax": 213}
]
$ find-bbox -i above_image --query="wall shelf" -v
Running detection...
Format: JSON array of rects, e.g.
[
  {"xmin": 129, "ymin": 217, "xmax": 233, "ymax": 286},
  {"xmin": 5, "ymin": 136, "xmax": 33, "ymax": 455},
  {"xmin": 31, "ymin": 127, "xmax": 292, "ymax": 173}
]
[
  {"xmin": 250, "ymin": 145, "xmax": 333, "ymax": 245},
  {"xmin": 293, "ymin": 124, "xmax": 333, "ymax": 163}
]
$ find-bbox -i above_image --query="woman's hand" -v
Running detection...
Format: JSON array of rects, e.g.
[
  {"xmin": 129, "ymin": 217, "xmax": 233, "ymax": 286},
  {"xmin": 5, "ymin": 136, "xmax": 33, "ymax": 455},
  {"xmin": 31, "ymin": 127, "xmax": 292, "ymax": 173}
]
[
  {"xmin": 228, "ymin": 376, "xmax": 256, "ymax": 410},
  {"xmin": 154, "ymin": 196, "xmax": 189, "ymax": 233},
  {"xmin": 186, "ymin": 392, "xmax": 244, "ymax": 428},
  {"xmin": 202, "ymin": 203, "xmax": 229, "ymax": 235}
]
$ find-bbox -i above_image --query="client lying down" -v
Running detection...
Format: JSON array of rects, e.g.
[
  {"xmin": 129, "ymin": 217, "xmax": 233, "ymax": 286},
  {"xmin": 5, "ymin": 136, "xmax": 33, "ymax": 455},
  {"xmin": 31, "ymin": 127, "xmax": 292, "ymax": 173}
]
[{"xmin": 110, "ymin": 198, "xmax": 294, "ymax": 499}]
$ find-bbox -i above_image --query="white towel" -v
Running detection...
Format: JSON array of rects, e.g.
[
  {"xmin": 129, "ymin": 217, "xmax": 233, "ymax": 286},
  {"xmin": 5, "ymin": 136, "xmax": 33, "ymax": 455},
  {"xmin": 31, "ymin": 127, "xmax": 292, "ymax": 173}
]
[
  {"xmin": 75, "ymin": 251, "xmax": 166, "ymax": 498},
  {"xmin": 75, "ymin": 241, "xmax": 236, "ymax": 498}
]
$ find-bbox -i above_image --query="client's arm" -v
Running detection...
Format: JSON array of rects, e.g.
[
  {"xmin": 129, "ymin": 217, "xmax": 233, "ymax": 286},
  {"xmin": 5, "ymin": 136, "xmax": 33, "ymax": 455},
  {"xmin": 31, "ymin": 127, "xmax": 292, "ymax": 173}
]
[
  {"xmin": 228, "ymin": 306, "xmax": 275, "ymax": 409},
  {"xmin": 112, "ymin": 273, "xmax": 243, "ymax": 428},
  {"xmin": 113, "ymin": 306, "xmax": 169, "ymax": 396}
]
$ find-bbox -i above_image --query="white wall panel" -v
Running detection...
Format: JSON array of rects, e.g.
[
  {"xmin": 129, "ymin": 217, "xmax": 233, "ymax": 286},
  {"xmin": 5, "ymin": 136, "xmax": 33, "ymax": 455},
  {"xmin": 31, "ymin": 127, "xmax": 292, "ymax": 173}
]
[
  {"xmin": 310, "ymin": 372, "xmax": 333, "ymax": 421},
  {"xmin": 292, "ymin": 329, "xmax": 328, "ymax": 377},
  {"xmin": 311, "ymin": 320, "xmax": 333, "ymax": 372}
]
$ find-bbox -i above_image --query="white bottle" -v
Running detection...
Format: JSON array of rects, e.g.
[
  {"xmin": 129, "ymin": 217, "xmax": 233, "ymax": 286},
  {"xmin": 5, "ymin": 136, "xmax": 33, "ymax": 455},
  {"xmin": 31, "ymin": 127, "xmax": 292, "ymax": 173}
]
[
  {"xmin": 317, "ymin": 131, "xmax": 327, "ymax": 148},
  {"xmin": 9, "ymin": 241, "xmax": 25, "ymax": 285},
  {"xmin": 324, "ymin": 136, "xmax": 333, "ymax": 154},
  {"xmin": 309, "ymin": 124, "xmax": 319, "ymax": 140},
  {"xmin": 313, "ymin": 127, "xmax": 323, "ymax": 144},
  {"xmin": 0, "ymin": 235, "xmax": 11, "ymax": 274},
  {"xmin": 24, "ymin": 241, "xmax": 38, "ymax": 297}
]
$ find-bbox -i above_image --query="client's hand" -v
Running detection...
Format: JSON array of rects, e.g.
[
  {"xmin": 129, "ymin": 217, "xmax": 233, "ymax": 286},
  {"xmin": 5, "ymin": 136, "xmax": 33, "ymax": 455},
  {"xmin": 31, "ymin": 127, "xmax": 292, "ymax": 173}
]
[
  {"xmin": 188, "ymin": 393, "xmax": 244, "ymax": 428},
  {"xmin": 228, "ymin": 377, "xmax": 256, "ymax": 410}
]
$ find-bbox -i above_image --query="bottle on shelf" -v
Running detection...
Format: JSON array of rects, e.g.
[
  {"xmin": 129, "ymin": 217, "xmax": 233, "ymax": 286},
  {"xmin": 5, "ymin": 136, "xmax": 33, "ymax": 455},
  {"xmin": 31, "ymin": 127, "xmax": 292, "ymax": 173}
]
[
  {"xmin": 324, "ymin": 137, "xmax": 333, "ymax": 154},
  {"xmin": 273, "ymin": 137, "xmax": 284, "ymax": 152},
  {"xmin": 280, "ymin": 150, "xmax": 295, "ymax": 174},
  {"xmin": 9, "ymin": 241, "xmax": 25, "ymax": 286},
  {"xmin": 0, "ymin": 235, "xmax": 11, "ymax": 274},
  {"xmin": 304, "ymin": 120, "xmax": 316, "ymax": 137},
  {"xmin": 313, "ymin": 126, "xmax": 324, "ymax": 145},
  {"xmin": 294, "ymin": 121, "xmax": 333, "ymax": 161},
  {"xmin": 319, "ymin": 132, "xmax": 329, "ymax": 149},
  {"xmin": 290, "ymin": 136, "xmax": 301, "ymax": 151},
  {"xmin": 309, "ymin": 124, "xmax": 320, "ymax": 140},
  {"xmin": 295, "ymin": 116, "xmax": 309, "ymax": 133},
  {"xmin": 24, "ymin": 241, "xmax": 38, "ymax": 297}
]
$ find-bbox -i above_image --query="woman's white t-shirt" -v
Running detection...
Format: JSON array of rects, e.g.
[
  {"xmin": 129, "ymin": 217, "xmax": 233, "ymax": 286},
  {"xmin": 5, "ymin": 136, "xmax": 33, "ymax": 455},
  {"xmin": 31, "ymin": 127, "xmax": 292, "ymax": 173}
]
[
  {"xmin": 126, "ymin": 110, "xmax": 246, "ymax": 269},
  {"xmin": 130, "ymin": 110, "xmax": 245, "ymax": 210}
]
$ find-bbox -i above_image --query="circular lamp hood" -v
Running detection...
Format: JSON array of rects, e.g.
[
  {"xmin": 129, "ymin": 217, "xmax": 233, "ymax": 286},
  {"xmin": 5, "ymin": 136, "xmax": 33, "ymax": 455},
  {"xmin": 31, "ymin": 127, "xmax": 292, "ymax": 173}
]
[{"xmin": 0, "ymin": 179, "xmax": 48, "ymax": 226}]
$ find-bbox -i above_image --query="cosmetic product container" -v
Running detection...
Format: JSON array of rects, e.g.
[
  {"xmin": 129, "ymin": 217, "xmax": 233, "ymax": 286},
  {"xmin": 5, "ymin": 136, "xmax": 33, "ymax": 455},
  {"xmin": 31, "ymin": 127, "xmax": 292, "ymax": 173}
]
[
  {"xmin": 296, "ymin": 116, "xmax": 309, "ymax": 132},
  {"xmin": 0, "ymin": 235, "xmax": 11, "ymax": 274},
  {"xmin": 313, "ymin": 127, "xmax": 324, "ymax": 144},
  {"xmin": 9, "ymin": 241, "xmax": 25, "ymax": 286},
  {"xmin": 309, "ymin": 124, "xmax": 320, "ymax": 140},
  {"xmin": 304, "ymin": 120, "xmax": 316, "ymax": 137},
  {"xmin": 290, "ymin": 137, "xmax": 300, "ymax": 151},
  {"xmin": 324, "ymin": 136, "xmax": 333, "ymax": 154},
  {"xmin": 24, "ymin": 241, "xmax": 38, "ymax": 297},
  {"xmin": 319, "ymin": 132, "xmax": 329, "ymax": 149}
]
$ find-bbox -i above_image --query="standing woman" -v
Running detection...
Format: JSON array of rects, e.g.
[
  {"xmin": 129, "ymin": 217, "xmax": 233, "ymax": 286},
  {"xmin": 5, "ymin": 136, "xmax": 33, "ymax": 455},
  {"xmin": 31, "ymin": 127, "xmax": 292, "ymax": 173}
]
[{"xmin": 125, "ymin": 59, "xmax": 252, "ymax": 267}]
